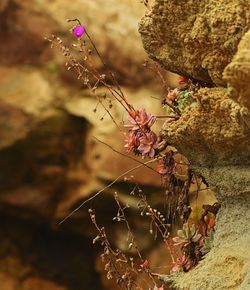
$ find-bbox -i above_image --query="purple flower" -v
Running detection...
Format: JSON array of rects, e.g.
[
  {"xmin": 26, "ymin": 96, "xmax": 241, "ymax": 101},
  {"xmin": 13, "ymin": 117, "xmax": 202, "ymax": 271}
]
[
  {"xmin": 138, "ymin": 131, "xmax": 158, "ymax": 158},
  {"xmin": 124, "ymin": 108, "xmax": 156, "ymax": 132},
  {"xmin": 72, "ymin": 25, "xmax": 85, "ymax": 38}
]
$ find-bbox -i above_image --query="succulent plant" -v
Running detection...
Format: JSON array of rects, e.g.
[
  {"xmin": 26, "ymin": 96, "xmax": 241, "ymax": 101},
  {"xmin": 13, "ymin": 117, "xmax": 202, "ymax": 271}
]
[
  {"xmin": 177, "ymin": 90, "xmax": 196, "ymax": 113},
  {"xmin": 164, "ymin": 88, "xmax": 196, "ymax": 115},
  {"xmin": 173, "ymin": 223, "xmax": 202, "ymax": 247}
]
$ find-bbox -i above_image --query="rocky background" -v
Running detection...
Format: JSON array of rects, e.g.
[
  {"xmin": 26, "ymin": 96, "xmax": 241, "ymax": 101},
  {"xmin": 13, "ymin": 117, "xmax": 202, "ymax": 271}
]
[
  {"xmin": 1, "ymin": 0, "xmax": 247, "ymax": 289},
  {"xmin": 0, "ymin": 0, "xmax": 174, "ymax": 289}
]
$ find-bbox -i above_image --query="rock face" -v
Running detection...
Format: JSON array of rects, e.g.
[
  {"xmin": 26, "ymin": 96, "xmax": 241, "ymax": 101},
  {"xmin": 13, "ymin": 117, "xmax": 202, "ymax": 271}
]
[
  {"xmin": 160, "ymin": 87, "xmax": 250, "ymax": 166},
  {"xmin": 224, "ymin": 29, "xmax": 250, "ymax": 112},
  {"xmin": 139, "ymin": 0, "xmax": 250, "ymax": 289},
  {"xmin": 139, "ymin": 0, "xmax": 250, "ymax": 86}
]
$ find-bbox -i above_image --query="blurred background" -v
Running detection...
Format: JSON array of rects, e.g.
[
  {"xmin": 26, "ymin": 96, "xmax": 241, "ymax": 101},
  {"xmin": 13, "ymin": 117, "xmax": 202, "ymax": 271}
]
[{"xmin": 0, "ymin": 0, "xmax": 178, "ymax": 289}]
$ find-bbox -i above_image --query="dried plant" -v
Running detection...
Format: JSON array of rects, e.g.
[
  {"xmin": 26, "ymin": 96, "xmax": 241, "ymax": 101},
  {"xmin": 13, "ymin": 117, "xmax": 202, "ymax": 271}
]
[
  {"xmin": 51, "ymin": 18, "xmax": 221, "ymax": 287},
  {"xmin": 89, "ymin": 197, "xmax": 165, "ymax": 289},
  {"xmin": 171, "ymin": 202, "xmax": 221, "ymax": 273},
  {"xmin": 113, "ymin": 193, "xmax": 160, "ymax": 287},
  {"xmin": 89, "ymin": 209, "xmax": 137, "ymax": 289}
]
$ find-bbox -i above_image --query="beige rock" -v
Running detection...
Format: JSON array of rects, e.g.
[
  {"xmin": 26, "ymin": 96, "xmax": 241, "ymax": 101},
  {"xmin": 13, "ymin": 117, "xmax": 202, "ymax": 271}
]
[
  {"xmin": 160, "ymin": 88, "xmax": 250, "ymax": 166},
  {"xmin": 0, "ymin": 67, "xmax": 54, "ymax": 116},
  {"xmin": 224, "ymin": 29, "xmax": 250, "ymax": 112},
  {"xmin": 0, "ymin": 66, "xmax": 54, "ymax": 149},
  {"xmin": 139, "ymin": 1, "xmax": 250, "ymax": 289},
  {"xmin": 139, "ymin": 0, "xmax": 250, "ymax": 86}
]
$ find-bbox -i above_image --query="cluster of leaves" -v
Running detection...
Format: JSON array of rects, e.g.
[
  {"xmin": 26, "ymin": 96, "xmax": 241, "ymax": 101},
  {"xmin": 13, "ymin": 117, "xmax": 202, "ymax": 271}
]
[
  {"xmin": 51, "ymin": 19, "xmax": 221, "ymax": 289},
  {"xmin": 163, "ymin": 76, "xmax": 198, "ymax": 116},
  {"xmin": 171, "ymin": 202, "xmax": 221, "ymax": 273},
  {"xmin": 124, "ymin": 108, "xmax": 158, "ymax": 158}
]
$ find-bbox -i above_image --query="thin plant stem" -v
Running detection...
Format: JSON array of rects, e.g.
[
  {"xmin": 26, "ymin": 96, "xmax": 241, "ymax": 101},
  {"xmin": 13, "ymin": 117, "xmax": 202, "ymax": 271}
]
[
  {"xmin": 114, "ymin": 193, "xmax": 158, "ymax": 287},
  {"xmin": 59, "ymin": 158, "xmax": 160, "ymax": 224},
  {"xmin": 93, "ymin": 136, "xmax": 160, "ymax": 175}
]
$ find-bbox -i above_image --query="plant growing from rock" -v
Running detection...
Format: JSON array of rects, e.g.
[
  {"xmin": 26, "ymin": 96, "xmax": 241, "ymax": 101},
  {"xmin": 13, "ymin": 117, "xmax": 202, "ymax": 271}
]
[
  {"xmin": 163, "ymin": 77, "xmax": 197, "ymax": 116},
  {"xmin": 49, "ymin": 18, "xmax": 221, "ymax": 289}
]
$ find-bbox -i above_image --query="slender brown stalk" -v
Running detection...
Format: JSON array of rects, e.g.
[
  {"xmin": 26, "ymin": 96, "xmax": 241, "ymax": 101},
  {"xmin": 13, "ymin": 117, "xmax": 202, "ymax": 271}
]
[
  {"xmin": 59, "ymin": 158, "xmax": 159, "ymax": 224},
  {"xmin": 164, "ymin": 100, "xmax": 181, "ymax": 116},
  {"xmin": 93, "ymin": 136, "xmax": 160, "ymax": 175}
]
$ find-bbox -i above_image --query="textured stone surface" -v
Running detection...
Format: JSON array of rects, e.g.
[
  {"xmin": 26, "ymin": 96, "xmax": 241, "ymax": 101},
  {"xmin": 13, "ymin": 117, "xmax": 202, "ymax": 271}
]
[
  {"xmin": 139, "ymin": 0, "xmax": 250, "ymax": 86},
  {"xmin": 160, "ymin": 88, "xmax": 250, "ymax": 166},
  {"xmin": 139, "ymin": 0, "xmax": 250, "ymax": 289},
  {"xmin": 160, "ymin": 87, "xmax": 250, "ymax": 200},
  {"xmin": 224, "ymin": 29, "xmax": 250, "ymax": 112}
]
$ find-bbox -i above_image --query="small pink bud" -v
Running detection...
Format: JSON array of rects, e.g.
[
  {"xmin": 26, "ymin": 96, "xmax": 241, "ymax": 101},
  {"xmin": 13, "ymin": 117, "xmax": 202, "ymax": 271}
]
[{"xmin": 72, "ymin": 25, "xmax": 85, "ymax": 38}]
